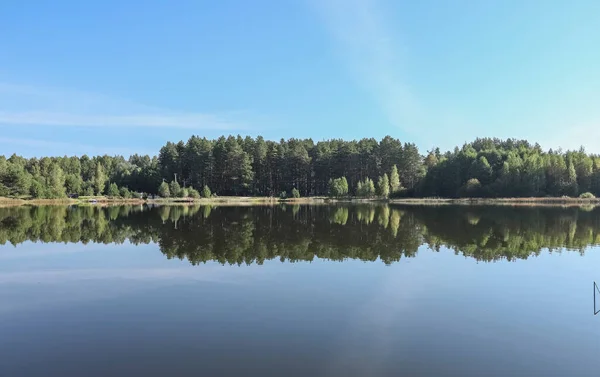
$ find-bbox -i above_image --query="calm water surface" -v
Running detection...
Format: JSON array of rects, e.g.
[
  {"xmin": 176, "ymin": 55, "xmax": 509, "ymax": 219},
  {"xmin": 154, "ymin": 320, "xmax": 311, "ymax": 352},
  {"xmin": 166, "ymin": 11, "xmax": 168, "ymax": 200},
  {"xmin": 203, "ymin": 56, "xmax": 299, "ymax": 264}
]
[{"xmin": 0, "ymin": 204, "xmax": 599, "ymax": 376}]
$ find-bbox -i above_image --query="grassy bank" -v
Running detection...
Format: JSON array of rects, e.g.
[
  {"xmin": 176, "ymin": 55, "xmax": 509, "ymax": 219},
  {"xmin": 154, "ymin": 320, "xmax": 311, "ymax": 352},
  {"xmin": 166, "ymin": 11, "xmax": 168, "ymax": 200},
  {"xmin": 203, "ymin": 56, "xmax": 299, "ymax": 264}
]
[
  {"xmin": 389, "ymin": 197, "xmax": 600, "ymax": 207},
  {"xmin": 0, "ymin": 196, "xmax": 144, "ymax": 207},
  {"xmin": 2, "ymin": 195, "xmax": 600, "ymax": 208},
  {"xmin": 0, "ymin": 196, "xmax": 333, "ymax": 207}
]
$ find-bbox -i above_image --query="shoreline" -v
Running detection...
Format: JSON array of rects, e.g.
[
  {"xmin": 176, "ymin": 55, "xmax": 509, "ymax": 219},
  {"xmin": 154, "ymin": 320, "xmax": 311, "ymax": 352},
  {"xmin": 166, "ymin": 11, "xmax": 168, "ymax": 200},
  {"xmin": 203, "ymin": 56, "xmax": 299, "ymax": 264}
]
[
  {"xmin": 388, "ymin": 197, "xmax": 600, "ymax": 208},
  {"xmin": 1, "ymin": 196, "xmax": 599, "ymax": 208}
]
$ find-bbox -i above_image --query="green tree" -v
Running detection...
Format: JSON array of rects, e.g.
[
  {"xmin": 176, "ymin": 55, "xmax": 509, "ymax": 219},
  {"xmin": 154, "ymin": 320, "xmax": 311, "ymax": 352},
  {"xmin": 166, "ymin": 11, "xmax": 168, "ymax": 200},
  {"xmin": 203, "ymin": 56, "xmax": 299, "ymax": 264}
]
[
  {"xmin": 399, "ymin": 143, "xmax": 425, "ymax": 189},
  {"xmin": 65, "ymin": 174, "xmax": 82, "ymax": 195},
  {"xmin": 423, "ymin": 151, "xmax": 439, "ymax": 170},
  {"xmin": 522, "ymin": 154, "xmax": 545, "ymax": 196},
  {"xmin": 328, "ymin": 177, "xmax": 348, "ymax": 197},
  {"xmin": 356, "ymin": 178, "xmax": 375, "ymax": 197},
  {"xmin": 469, "ymin": 156, "xmax": 493, "ymax": 185},
  {"xmin": 29, "ymin": 179, "xmax": 44, "ymax": 198},
  {"xmin": 83, "ymin": 186, "xmax": 95, "ymax": 196},
  {"xmin": 365, "ymin": 178, "xmax": 375, "ymax": 197},
  {"xmin": 158, "ymin": 181, "xmax": 170, "ymax": 198},
  {"xmin": 377, "ymin": 174, "xmax": 390, "ymax": 198},
  {"xmin": 573, "ymin": 151, "xmax": 593, "ymax": 193},
  {"xmin": 189, "ymin": 188, "xmax": 200, "ymax": 199},
  {"xmin": 202, "ymin": 185, "xmax": 212, "ymax": 198},
  {"xmin": 341, "ymin": 177, "xmax": 349, "ymax": 196},
  {"xmin": 4, "ymin": 135, "xmax": 600, "ymax": 200},
  {"xmin": 356, "ymin": 181, "xmax": 363, "ymax": 197},
  {"xmin": 358, "ymin": 178, "xmax": 376, "ymax": 197},
  {"xmin": 93, "ymin": 163, "xmax": 107, "ymax": 195},
  {"xmin": 179, "ymin": 187, "xmax": 189, "ymax": 198},
  {"xmin": 356, "ymin": 178, "xmax": 376, "ymax": 197},
  {"xmin": 390, "ymin": 165, "xmax": 401, "ymax": 193},
  {"xmin": 291, "ymin": 188, "xmax": 300, "ymax": 198},
  {"xmin": 2, "ymin": 164, "xmax": 32, "ymax": 196},
  {"xmin": 158, "ymin": 142, "xmax": 181, "ymax": 184},
  {"xmin": 566, "ymin": 160, "xmax": 578, "ymax": 196},
  {"xmin": 223, "ymin": 136, "xmax": 254, "ymax": 195},
  {"xmin": 169, "ymin": 180, "xmax": 182, "ymax": 197},
  {"xmin": 459, "ymin": 178, "xmax": 482, "ymax": 197},
  {"xmin": 107, "ymin": 183, "xmax": 120, "ymax": 197},
  {"xmin": 119, "ymin": 186, "xmax": 131, "ymax": 198},
  {"xmin": 47, "ymin": 165, "xmax": 66, "ymax": 198}
]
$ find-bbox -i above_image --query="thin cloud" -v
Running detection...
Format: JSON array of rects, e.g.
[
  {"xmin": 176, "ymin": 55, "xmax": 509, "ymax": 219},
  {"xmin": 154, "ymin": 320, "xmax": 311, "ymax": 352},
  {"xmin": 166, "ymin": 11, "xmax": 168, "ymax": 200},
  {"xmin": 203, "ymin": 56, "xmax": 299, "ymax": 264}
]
[
  {"xmin": 0, "ymin": 267, "xmax": 245, "ymax": 284},
  {"xmin": 0, "ymin": 111, "xmax": 247, "ymax": 129},
  {"xmin": 0, "ymin": 136, "xmax": 146, "ymax": 157},
  {"xmin": 0, "ymin": 82, "xmax": 252, "ymax": 130},
  {"xmin": 312, "ymin": 0, "xmax": 476, "ymax": 148},
  {"xmin": 313, "ymin": 0, "xmax": 422, "ymax": 131}
]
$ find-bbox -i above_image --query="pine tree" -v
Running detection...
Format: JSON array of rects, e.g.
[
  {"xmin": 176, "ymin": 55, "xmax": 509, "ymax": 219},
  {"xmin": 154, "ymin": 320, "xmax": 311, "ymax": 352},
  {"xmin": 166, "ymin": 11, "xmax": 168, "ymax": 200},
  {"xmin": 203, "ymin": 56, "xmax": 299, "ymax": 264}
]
[
  {"xmin": 4, "ymin": 135, "xmax": 600, "ymax": 200},
  {"xmin": 469, "ymin": 156, "xmax": 493, "ymax": 185},
  {"xmin": 378, "ymin": 174, "xmax": 390, "ymax": 198},
  {"xmin": 188, "ymin": 188, "xmax": 200, "ymax": 199},
  {"xmin": 357, "ymin": 178, "xmax": 376, "ymax": 197},
  {"xmin": 169, "ymin": 180, "xmax": 181, "ymax": 197},
  {"xmin": 566, "ymin": 160, "xmax": 578, "ymax": 196},
  {"xmin": 341, "ymin": 177, "xmax": 348, "ymax": 196},
  {"xmin": 107, "ymin": 183, "xmax": 120, "ymax": 197},
  {"xmin": 119, "ymin": 186, "xmax": 131, "ymax": 198},
  {"xmin": 83, "ymin": 186, "xmax": 95, "ymax": 196},
  {"xmin": 93, "ymin": 163, "xmax": 107, "ymax": 195},
  {"xmin": 390, "ymin": 165, "xmax": 401, "ymax": 193},
  {"xmin": 158, "ymin": 181, "xmax": 170, "ymax": 198},
  {"xmin": 365, "ymin": 178, "xmax": 375, "ymax": 197},
  {"xmin": 328, "ymin": 177, "xmax": 348, "ymax": 197},
  {"xmin": 202, "ymin": 185, "xmax": 212, "ymax": 198},
  {"xmin": 65, "ymin": 174, "xmax": 82, "ymax": 195},
  {"xmin": 3, "ymin": 164, "xmax": 32, "ymax": 196},
  {"xmin": 29, "ymin": 179, "xmax": 44, "ymax": 198},
  {"xmin": 48, "ymin": 165, "xmax": 66, "ymax": 198}
]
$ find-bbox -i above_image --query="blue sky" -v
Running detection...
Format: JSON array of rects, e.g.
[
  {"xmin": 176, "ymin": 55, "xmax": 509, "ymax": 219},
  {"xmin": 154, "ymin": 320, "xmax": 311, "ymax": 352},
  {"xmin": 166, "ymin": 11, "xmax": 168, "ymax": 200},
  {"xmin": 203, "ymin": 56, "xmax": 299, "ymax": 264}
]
[{"xmin": 1, "ymin": 0, "xmax": 599, "ymax": 157}]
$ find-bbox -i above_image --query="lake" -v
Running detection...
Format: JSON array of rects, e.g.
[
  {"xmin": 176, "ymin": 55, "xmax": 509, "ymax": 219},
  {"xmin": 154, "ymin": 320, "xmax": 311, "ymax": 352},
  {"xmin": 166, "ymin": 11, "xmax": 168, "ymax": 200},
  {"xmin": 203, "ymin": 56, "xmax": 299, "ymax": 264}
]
[{"xmin": 0, "ymin": 204, "xmax": 599, "ymax": 376}]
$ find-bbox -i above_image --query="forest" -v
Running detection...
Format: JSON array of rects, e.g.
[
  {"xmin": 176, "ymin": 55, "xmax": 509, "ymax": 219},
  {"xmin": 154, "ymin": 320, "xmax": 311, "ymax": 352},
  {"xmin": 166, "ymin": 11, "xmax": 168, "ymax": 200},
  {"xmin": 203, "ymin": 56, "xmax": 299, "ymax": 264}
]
[
  {"xmin": 0, "ymin": 204, "xmax": 597, "ymax": 264},
  {"xmin": 1, "ymin": 135, "xmax": 600, "ymax": 199}
]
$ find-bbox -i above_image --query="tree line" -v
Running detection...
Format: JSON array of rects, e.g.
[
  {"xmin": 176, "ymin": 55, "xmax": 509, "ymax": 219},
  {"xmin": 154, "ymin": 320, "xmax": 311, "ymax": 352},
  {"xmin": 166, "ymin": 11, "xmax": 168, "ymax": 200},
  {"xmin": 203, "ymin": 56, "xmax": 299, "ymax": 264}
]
[
  {"xmin": 2, "ymin": 136, "xmax": 600, "ymax": 199},
  {"xmin": 1, "ymin": 204, "xmax": 598, "ymax": 264}
]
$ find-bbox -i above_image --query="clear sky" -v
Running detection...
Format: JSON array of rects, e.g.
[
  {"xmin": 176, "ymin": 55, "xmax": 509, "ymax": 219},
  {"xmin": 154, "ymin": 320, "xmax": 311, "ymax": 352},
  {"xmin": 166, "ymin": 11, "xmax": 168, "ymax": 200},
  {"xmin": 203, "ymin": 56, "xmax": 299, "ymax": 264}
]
[{"xmin": 1, "ymin": 0, "xmax": 599, "ymax": 157}]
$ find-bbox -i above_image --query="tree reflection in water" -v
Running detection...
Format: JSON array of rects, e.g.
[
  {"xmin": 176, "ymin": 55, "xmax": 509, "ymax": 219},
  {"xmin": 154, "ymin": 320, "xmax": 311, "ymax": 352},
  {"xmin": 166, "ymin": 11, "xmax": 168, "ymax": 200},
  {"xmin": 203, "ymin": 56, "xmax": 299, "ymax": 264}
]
[{"xmin": 1, "ymin": 204, "xmax": 599, "ymax": 265}]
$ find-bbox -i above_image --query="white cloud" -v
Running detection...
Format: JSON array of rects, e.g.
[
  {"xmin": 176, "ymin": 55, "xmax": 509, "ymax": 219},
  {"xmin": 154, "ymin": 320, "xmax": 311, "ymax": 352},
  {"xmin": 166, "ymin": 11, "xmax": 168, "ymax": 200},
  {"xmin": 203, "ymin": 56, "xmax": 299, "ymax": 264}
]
[{"xmin": 0, "ymin": 82, "xmax": 251, "ymax": 130}]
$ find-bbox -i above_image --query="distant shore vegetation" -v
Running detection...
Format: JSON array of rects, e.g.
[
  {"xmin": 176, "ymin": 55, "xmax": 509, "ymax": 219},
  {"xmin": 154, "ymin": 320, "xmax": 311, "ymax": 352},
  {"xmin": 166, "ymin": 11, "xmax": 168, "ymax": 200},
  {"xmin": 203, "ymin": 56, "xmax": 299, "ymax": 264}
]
[{"xmin": 1, "ymin": 136, "xmax": 600, "ymax": 200}]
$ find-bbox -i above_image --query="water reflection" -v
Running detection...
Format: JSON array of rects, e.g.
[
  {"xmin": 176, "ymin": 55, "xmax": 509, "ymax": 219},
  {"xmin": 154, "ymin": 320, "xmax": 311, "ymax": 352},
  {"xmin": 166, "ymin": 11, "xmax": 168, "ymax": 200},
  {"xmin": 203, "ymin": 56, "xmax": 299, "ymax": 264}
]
[{"xmin": 1, "ymin": 204, "xmax": 599, "ymax": 264}]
